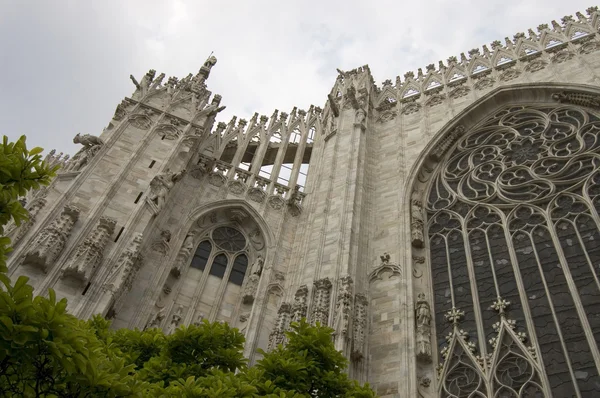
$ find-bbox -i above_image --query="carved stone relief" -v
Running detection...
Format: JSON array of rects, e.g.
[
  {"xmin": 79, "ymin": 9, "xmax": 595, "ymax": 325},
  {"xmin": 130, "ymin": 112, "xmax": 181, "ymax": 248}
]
[
  {"xmin": 369, "ymin": 252, "xmax": 402, "ymax": 281},
  {"xmin": 268, "ymin": 302, "xmax": 292, "ymax": 350},
  {"xmin": 311, "ymin": 278, "xmax": 332, "ymax": 325},
  {"xmin": 228, "ymin": 180, "xmax": 247, "ymax": 196},
  {"xmin": 524, "ymin": 58, "xmax": 547, "ymax": 73},
  {"xmin": 64, "ymin": 133, "xmax": 104, "ymax": 173},
  {"xmin": 22, "ymin": 204, "xmax": 80, "ymax": 272},
  {"xmin": 147, "ymin": 169, "xmax": 186, "ymax": 213},
  {"xmin": 411, "ymin": 199, "xmax": 425, "ymax": 248},
  {"xmin": 62, "ymin": 216, "xmax": 117, "ymax": 283},
  {"xmin": 499, "ymin": 68, "xmax": 521, "ymax": 82},
  {"xmin": 473, "ymin": 76, "xmax": 495, "ymax": 90},
  {"xmin": 292, "ymin": 285, "xmax": 309, "ymax": 323},
  {"xmin": 401, "ymin": 101, "xmax": 421, "ymax": 115}
]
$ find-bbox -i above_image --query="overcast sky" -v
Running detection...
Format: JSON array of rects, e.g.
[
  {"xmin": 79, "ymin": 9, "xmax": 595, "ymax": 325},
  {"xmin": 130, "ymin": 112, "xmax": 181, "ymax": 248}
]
[{"xmin": 0, "ymin": 1, "xmax": 594, "ymax": 156}]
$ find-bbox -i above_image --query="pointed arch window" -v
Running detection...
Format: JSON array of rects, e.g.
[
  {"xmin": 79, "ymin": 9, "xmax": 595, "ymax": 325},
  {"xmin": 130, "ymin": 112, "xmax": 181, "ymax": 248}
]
[
  {"xmin": 190, "ymin": 241, "xmax": 211, "ymax": 270},
  {"xmin": 426, "ymin": 104, "xmax": 600, "ymax": 396},
  {"xmin": 229, "ymin": 254, "xmax": 248, "ymax": 286}
]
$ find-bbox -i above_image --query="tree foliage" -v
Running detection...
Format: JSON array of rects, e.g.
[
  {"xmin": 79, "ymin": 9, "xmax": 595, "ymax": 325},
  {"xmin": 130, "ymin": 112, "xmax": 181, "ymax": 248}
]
[{"xmin": 0, "ymin": 135, "xmax": 376, "ymax": 397}]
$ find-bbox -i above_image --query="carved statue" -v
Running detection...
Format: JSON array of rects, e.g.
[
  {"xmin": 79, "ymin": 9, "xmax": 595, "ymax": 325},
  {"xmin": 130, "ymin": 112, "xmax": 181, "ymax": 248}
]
[
  {"xmin": 333, "ymin": 276, "xmax": 353, "ymax": 352},
  {"xmin": 148, "ymin": 169, "xmax": 186, "ymax": 211},
  {"xmin": 168, "ymin": 305, "xmax": 184, "ymax": 334},
  {"xmin": 73, "ymin": 133, "xmax": 104, "ymax": 148},
  {"xmin": 242, "ymin": 274, "xmax": 260, "ymax": 304},
  {"xmin": 193, "ymin": 313, "xmax": 205, "ymax": 325},
  {"xmin": 147, "ymin": 308, "xmax": 165, "ymax": 329},
  {"xmin": 355, "ymin": 108, "xmax": 366, "ymax": 124},
  {"xmin": 171, "ymin": 233, "xmax": 194, "ymax": 277},
  {"xmin": 415, "ymin": 293, "xmax": 432, "ymax": 362},
  {"xmin": 251, "ymin": 255, "xmax": 264, "ymax": 276},
  {"xmin": 64, "ymin": 133, "xmax": 104, "ymax": 172},
  {"xmin": 552, "ymin": 91, "xmax": 600, "ymax": 108},
  {"xmin": 411, "ymin": 200, "xmax": 425, "ymax": 248}
]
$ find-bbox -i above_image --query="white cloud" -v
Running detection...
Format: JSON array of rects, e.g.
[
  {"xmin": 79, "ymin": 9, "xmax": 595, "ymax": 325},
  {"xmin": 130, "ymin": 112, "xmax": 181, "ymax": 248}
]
[{"xmin": 0, "ymin": 0, "xmax": 593, "ymax": 155}]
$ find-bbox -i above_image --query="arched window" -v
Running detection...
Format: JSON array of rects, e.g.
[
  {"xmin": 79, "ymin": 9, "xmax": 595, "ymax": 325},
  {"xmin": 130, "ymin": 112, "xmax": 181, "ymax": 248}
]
[
  {"xmin": 190, "ymin": 241, "xmax": 211, "ymax": 270},
  {"xmin": 427, "ymin": 104, "xmax": 600, "ymax": 396},
  {"xmin": 229, "ymin": 254, "xmax": 248, "ymax": 286}
]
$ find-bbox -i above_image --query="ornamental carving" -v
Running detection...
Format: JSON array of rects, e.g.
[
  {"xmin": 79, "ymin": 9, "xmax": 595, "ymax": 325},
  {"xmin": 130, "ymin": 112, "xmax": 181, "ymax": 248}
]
[
  {"xmin": 292, "ymin": 285, "xmax": 309, "ymax": 323},
  {"xmin": 228, "ymin": 180, "xmax": 247, "ymax": 196},
  {"xmin": 369, "ymin": 253, "xmax": 402, "ymax": 281},
  {"xmin": 103, "ymin": 234, "xmax": 143, "ymax": 316},
  {"xmin": 247, "ymin": 187, "xmax": 266, "ymax": 203},
  {"xmin": 377, "ymin": 110, "xmax": 397, "ymax": 122},
  {"xmin": 499, "ymin": 68, "xmax": 521, "ymax": 82},
  {"xmin": 401, "ymin": 101, "xmax": 421, "ymax": 115},
  {"xmin": 428, "ymin": 125, "xmax": 466, "ymax": 162},
  {"xmin": 449, "ymin": 85, "xmax": 470, "ymax": 99},
  {"xmin": 425, "ymin": 93, "xmax": 446, "ymax": 107},
  {"xmin": 268, "ymin": 302, "xmax": 292, "ymax": 350},
  {"xmin": 129, "ymin": 114, "xmax": 153, "ymax": 130},
  {"xmin": 208, "ymin": 172, "xmax": 226, "ymax": 187},
  {"xmin": 415, "ymin": 293, "xmax": 432, "ymax": 362},
  {"xmin": 62, "ymin": 216, "xmax": 117, "ymax": 283},
  {"xmin": 474, "ymin": 76, "xmax": 495, "ymax": 90},
  {"xmin": 333, "ymin": 276, "xmax": 353, "ymax": 352},
  {"xmin": 579, "ymin": 40, "xmax": 600, "ymax": 54},
  {"xmin": 351, "ymin": 293, "xmax": 368, "ymax": 361},
  {"xmin": 551, "ymin": 49, "xmax": 575, "ymax": 64},
  {"xmin": 267, "ymin": 195, "xmax": 285, "ymax": 210},
  {"xmin": 23, "ymin": 204, "xmax": 80, "ymax": 272},
  {"xmin": 524, "ymin": 59, "xmax": 547, "ymax": 73},
  {"xmin": 552, "ymin": 91, "xmax": 600, "ymax": 109},
  {"xmin": 311, "ymin": 278, "xmax": 332, "ymax": 325}
]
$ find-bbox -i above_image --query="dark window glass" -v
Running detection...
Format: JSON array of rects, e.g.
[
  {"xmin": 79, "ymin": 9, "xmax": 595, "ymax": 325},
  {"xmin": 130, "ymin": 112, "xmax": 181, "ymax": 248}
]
[
  {"xmin": 190, "ymin": 241, "xmax": 211, "ymax": 270},
  {"xmin": 228, "ymin": 254, "xmax": 248, "ymax": 286},
  {"xmin": 209, "ymin": 254, "xmax": 228, "ymax": 278}
]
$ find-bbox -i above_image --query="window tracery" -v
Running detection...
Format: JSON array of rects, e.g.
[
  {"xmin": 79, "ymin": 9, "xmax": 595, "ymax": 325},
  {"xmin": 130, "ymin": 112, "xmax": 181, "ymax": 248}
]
[{"xmin": 426, "ymin": 104, "xmax": 600, "ymax": 397}]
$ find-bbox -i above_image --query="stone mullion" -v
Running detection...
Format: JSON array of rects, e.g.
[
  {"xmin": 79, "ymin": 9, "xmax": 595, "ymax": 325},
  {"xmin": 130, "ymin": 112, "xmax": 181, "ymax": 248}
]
[
  {"xmin": 184, "ymin": 244, "xmax": 217, "ymax": 325},
  {"xmin": 248, "ymin": 127, "xmax": 269, "ymax": 177},
  {"xmin": 548, "ymin": 215, "xmax": 600, "ymax": 376},
  {"xmin": 287, "ymin": 122, "xmax": 309, "ymax": 190},
  {"xmin": 208, "ymin": 254, "xmax": 236, "ymax": 322},
  {"xmin": 529, "ymin": 228, "xmax": 583, "ymax": 398},
  {"xmin": 500, "ymin": 216, "xmax": 552, "ymax": 393},
  {"xmin": 268, "ymin": 123, "xmax": 290, "ymax": 188},
  {"xmin": 460, "ymin": 219, "xmax": 489, "ymax": 364}
]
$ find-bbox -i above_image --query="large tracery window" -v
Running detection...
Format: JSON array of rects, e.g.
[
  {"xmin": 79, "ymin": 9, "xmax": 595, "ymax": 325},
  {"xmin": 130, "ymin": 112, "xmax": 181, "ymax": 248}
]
[{"xmin": 427, "ymin": 104, "xmax": 600, "ymax": 397}]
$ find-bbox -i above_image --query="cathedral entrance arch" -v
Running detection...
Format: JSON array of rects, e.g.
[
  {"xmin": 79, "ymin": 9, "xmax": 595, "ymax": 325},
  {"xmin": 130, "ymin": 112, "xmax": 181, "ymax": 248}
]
[{"xmin": 408, "ymin": 84, "xmax": 600, "ymax": 397}]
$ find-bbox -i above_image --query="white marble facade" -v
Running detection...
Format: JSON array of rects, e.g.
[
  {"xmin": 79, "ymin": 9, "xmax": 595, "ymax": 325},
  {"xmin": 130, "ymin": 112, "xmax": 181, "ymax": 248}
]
[{"xmin": 9, "ymin": 8, "xmax": 600, "ymax": 397}]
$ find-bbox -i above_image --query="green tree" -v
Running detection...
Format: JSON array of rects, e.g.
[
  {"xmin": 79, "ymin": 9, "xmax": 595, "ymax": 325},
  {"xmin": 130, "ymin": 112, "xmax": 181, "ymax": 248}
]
[{"xmin": 0, "ymin": 135, "xmax": 57, "ymax": 272}]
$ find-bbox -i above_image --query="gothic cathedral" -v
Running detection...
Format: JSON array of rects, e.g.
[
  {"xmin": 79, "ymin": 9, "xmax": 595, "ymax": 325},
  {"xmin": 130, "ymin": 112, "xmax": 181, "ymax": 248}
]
[{"xmin": 8, "ymin": 7, "xmax": 600, "ymax": 397}]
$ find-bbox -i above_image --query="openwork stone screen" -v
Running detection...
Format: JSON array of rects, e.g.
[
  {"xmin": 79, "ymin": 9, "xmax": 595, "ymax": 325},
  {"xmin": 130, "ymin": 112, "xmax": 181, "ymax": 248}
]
[{"xmin": 426, "ymin": 104, "xmax": 600, "ymax": 397}]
